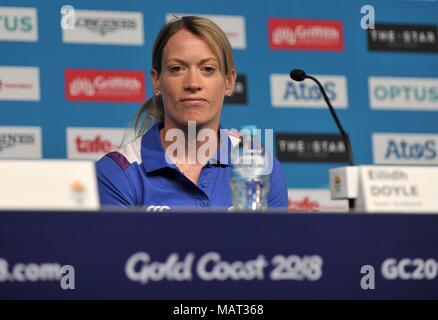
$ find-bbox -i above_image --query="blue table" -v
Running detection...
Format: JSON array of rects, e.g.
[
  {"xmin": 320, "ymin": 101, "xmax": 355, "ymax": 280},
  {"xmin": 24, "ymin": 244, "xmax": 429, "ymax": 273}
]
[{"xmin": 0, "ymin": 210, "xmax": 437, "ymax": 299}]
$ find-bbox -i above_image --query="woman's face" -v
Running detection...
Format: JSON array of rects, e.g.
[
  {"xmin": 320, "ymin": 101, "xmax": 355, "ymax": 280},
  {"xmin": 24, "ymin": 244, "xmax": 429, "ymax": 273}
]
[{"xmin": 152, "ymin": 29, "xmax": 236, "ymax": 130}]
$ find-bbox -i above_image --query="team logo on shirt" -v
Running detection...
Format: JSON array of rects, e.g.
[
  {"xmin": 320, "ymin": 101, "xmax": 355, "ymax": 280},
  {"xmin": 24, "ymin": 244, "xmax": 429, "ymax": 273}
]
[{"xmin": 146, "ymin": 205, "xmax": 170, "ymax": 212}]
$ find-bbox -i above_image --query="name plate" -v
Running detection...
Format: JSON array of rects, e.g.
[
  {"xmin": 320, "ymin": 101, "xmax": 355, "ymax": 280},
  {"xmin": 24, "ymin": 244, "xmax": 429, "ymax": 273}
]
[
  {"xmin": 0, "ymin": 160, "xmax": 100, "ymax": 211},
  {"xmin": 356, "ymin": 166, "xmax": 438, "ymax": 213}
]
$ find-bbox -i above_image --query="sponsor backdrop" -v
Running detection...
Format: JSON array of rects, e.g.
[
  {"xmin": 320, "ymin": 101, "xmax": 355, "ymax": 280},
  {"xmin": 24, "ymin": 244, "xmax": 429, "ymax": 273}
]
[{"xmin": 1, "ymin": 0, "xmax": 437, "ymax": 211}]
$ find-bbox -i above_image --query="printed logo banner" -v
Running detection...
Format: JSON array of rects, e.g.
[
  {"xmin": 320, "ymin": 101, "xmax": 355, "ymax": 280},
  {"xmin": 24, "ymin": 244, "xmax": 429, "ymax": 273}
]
[
  {"xmin": 62, "ymin": 9, "xmax": 144, "ymax": 45},
  {"xmin": 269, "ymin": 18, "xmax": 344, "ymax": 51},
  {"xmin": 67, "ymin": 127, "xmax": 133, "ymax": 160},
  {"xmin": 0, "ymin": 126, "xmax": 42, "ymax": 159},
  {"xmin": 288, "ymin": 188, "xmax": 349, "ymax": 212},
  {"xmin": 276, "ymin": 133, "xmax": 348, "ymax": 163},
  {"xmin": 373, "ymin": 133, "xmax": 438, "ymax": 165},
  {"xmin": 369, "ymin": 77, "xmax": 438, "ymax": 110},
  {"xmin": 0, "ymin": 6, "xmax": 38, "ymax": 42},
  {"xmin": 270, "ymin": 74, "xmax": 348, "ymax": 108},
  {"xmin": 0, "ymin": 66, "xmax": 40, "ymax": 101},
  {"xmin": 65, "ymin": 69, "xmax": 146, "ymax": 102},
  {"xmin": 368, "ymin": 23, "xmax": 438, "ymax": 52}
]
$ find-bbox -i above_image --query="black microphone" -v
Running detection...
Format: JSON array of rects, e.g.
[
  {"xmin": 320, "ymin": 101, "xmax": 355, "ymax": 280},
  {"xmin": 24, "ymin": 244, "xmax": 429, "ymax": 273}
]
[{"xmin": 289, "ymin": 69, "xmax": 354, "ymax": 166}]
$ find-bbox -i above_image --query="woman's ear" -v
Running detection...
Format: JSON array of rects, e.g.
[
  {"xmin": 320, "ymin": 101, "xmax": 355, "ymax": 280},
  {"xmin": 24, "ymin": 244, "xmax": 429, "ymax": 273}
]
[
  {"xmin": 225, "ymin": 69, "xmax": 237, "ymax": 96},
  {"xmin": 151, "ymin": 69, "xmax": 160, "ymax": 95}
]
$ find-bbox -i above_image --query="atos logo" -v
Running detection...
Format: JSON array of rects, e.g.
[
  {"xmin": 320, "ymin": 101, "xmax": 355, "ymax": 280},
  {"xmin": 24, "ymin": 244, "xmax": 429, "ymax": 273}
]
[
  {"xmin": 284, "ymin": 81, "xmax": 336, "ymax": 101},
  {"xmin": 270, "ymin": 74, "xmax": 348, "ymax": 108},
  {"xmin": 385, "ymin": 140, "xmax": 436, "ymax": 160},
  {"xmin": 373, "ymin": 133, "xmax": 438, "ymax": 164}
]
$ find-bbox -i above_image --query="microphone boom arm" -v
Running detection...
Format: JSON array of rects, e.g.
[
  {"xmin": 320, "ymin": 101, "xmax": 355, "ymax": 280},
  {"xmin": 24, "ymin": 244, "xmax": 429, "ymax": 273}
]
[{"xmin": 305, "ymin": 74, "xmax": 354, "ymax": 166}]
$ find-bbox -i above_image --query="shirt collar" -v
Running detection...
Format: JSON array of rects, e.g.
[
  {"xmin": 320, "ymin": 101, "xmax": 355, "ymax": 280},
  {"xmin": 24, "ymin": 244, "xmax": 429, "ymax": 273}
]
[
  {"xmin": 141, "ymin": 122, "xmax": 174, "ymax": 172},
  {"xmin": 141, "ymin": 122, "xmax": 238, "ymax": 173}
]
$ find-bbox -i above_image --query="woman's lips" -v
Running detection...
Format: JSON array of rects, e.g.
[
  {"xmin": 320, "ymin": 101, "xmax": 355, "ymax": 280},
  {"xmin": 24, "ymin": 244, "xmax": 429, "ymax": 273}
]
[{"xmin": 180, "ymin": 98, "xmax": 207, "ymax": 107}]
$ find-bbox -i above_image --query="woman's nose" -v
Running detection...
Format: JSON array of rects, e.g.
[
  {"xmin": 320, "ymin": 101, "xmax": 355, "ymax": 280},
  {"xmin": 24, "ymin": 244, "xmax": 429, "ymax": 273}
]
[{"xmin": 183, "ymin": 69, "xmax": 202, "ymax": 92}]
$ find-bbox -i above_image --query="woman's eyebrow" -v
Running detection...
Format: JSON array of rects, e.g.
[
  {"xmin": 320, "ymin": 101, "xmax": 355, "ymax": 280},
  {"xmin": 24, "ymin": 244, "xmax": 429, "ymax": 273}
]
[{"xmin": 164, "ymin": 57, "xmax": 218, "ymax": 64}]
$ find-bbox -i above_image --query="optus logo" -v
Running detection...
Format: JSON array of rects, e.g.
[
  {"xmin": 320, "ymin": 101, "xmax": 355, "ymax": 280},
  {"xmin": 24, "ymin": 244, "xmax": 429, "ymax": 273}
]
[
  {"xmin": 369, "ymin": 77, "xmax": 438, "ymax": 110},
  {"xmin": 0, "ymin": 7, "xmax": 38, "ymax": 42}
]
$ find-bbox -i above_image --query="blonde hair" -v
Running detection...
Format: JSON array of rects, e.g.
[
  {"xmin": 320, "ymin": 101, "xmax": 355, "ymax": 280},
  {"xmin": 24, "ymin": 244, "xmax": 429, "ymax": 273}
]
[{"xmin": 134, "ymin": 15, "xmax": 235, "ymax": 137}]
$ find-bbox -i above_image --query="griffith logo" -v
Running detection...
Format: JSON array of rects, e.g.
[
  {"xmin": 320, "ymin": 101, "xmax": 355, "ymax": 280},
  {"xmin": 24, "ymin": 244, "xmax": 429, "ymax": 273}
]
[
  {"xmin": 269, "ymin": 18, "xmax": 344, "ymax": 51},
  {"xmin": 65, "ymin": 69, "xmax": 145, "ymax": 102}
]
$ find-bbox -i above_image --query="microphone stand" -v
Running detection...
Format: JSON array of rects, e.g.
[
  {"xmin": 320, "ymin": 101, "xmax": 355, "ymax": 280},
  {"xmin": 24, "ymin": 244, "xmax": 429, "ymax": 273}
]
[{"xmin": 291, "ymin": 71, "xmax": 355, "ymax": 210}]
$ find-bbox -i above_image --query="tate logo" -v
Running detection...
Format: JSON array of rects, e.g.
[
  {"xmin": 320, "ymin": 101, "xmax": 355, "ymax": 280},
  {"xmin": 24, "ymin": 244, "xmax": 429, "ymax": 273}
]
[
  {"xmin": 166, "ymin": 13, "xmax": 246, "ymax": 49},
  {"xmin": 62, "ymin": 9, "xmax": 143, "ymax": 45},
  {"xmin": 373, "ymin": 133, "xmax": 438, "ymax": 164},
  {"xmin": 0, "ymin": 126, "xmax": 42, "ymax": 159},
  {"xmin": 270, "ymin": 74, "xmax": 348, "ymax": 108},
  {"xmin": 269, "ymin": 18, "xmax": 343, "ymax": 51},
  {"xmin": 288, "ymin": 189, "xmax": 348, "ymax": 212},
  {"xmin": 0, "ymin": 66, "xmax": 40, "ymax": 101},
  {"xmin": 0, "ymin": 6, "xmax": 38, "ymax": 42},
  {"xmin": 65, "ymin": 69, "xmax": 145, "ymax": 102},
  {"xmin": 369, "ymin": 77, "xmax": 438, "ymax": 110},
  {"xmin": 76, "ymin": 135, "xmax": 112, "ymax": 154},
  {"xmin": 66, "ymin": 127, "xmax": 133, "ymax": 160}
]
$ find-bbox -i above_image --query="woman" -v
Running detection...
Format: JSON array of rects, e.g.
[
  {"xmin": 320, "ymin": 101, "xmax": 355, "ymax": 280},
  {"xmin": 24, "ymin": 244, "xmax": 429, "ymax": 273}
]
[{"xmin": 96, "ymin": 16, "xmax": 288, "ymax": 210}]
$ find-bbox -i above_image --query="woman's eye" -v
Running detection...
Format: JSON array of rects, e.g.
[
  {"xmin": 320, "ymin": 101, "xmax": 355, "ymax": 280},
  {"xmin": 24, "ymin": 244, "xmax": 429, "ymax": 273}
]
[
  {"xmin": 169, "ymin": 66, "xmax": 184, "ymax": 73},
  {"xmin": 202, "ymin": 66, "xmax": 216, "ymax": 74}
]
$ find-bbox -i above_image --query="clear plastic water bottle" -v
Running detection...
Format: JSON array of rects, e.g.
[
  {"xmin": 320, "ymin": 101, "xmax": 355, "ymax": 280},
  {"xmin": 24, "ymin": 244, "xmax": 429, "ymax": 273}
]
[{"xmin": 230, "ymin": 126, "xmax": 271, "ymax": 211}]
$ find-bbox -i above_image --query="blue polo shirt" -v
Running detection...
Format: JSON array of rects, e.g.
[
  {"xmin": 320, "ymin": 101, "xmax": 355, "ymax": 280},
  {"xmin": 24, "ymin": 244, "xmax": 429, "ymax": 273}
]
[{"xmin": 96, "ymin": 123, "xmax": 288, "ymax": 210}]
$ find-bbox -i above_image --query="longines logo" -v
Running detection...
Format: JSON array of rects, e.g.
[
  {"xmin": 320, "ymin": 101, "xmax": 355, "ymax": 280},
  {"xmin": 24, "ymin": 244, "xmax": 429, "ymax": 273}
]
[
  {"xmin": 61, "ymin": 10, "xmax": 144, "ymax": 45},
  {"xmin": 368, "ymin": 23, "xmax": 438, "ymax": 52},
  {"xmin": 0, "ymin": 133, "xmax": 35, "ymax": 151},
  {"xmin": 75, "ymin": 17, "xmax": 137, "ymax": 36},
  {"xmin": 0, "ymin": 126, "xmax": 41, "ymax": 158}
]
